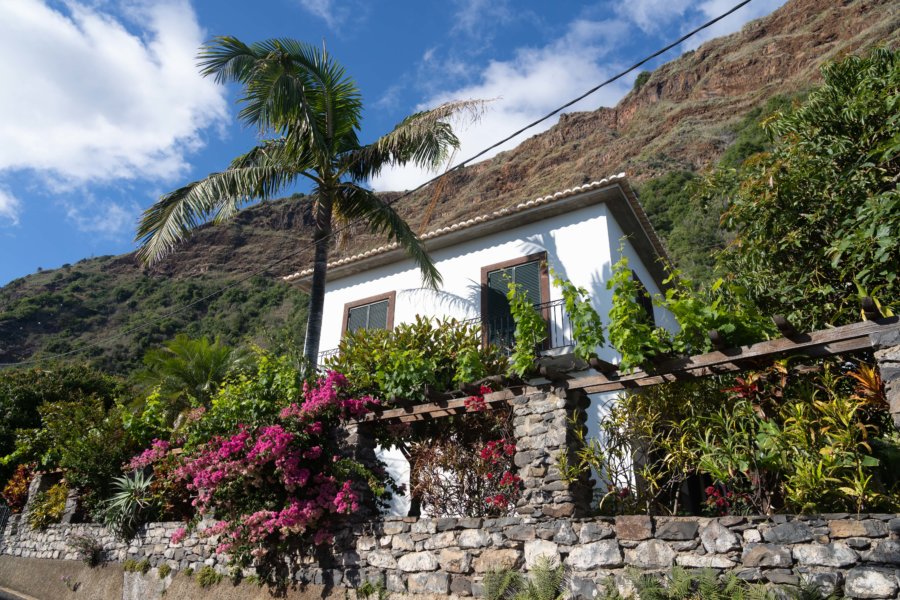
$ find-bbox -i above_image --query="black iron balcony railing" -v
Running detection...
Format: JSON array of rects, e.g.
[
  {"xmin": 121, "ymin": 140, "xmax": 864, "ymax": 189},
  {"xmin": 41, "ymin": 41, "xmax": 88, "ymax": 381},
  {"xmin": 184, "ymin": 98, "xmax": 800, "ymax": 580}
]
[{"xmin": 318, "ymin": 298, "xmax": 574, "ymax": 363}]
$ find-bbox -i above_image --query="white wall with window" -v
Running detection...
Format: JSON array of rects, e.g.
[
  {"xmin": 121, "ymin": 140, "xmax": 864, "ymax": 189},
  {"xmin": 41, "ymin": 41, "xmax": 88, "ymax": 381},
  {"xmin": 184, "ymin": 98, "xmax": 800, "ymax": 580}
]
[{"xmin": 286, "ymin": 179, "xmax": 676, "ymax": 515}]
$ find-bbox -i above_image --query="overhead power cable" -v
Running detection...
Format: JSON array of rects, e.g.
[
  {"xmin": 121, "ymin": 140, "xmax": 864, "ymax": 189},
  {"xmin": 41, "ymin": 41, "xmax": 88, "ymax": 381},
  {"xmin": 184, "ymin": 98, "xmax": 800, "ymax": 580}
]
[{"xmin": 0, "ymin": 0, "xmax": 755, "ymax": 369}]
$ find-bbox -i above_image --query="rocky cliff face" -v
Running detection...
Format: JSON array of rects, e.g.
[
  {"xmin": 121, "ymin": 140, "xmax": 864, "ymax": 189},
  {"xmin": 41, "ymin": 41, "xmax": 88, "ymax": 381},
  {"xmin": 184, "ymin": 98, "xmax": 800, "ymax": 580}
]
[{"xmin": 1, "ymin": 0, "xmax": 897, "ymax": 370}]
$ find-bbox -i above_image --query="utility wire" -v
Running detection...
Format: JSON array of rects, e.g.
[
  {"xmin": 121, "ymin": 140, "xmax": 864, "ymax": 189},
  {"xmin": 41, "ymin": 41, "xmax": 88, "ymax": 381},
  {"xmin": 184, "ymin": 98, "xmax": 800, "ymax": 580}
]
[{"xmin": 0, "ymin": 0, "xmax": 755, "ymax": 369}]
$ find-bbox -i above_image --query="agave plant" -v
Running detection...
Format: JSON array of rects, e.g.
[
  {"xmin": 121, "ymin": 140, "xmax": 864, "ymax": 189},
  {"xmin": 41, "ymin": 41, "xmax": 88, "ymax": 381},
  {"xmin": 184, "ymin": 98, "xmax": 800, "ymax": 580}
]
[{"xmin": 103, "ymin": 470, "xmax": 154, "ymax": 540}]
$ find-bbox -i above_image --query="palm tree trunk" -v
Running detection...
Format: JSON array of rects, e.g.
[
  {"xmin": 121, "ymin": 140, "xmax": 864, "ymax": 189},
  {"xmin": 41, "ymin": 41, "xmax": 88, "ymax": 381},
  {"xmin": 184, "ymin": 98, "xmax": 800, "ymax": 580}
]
[{"xmin": 303, "ymin": 195, "xmax": 334, "ymax": 366}]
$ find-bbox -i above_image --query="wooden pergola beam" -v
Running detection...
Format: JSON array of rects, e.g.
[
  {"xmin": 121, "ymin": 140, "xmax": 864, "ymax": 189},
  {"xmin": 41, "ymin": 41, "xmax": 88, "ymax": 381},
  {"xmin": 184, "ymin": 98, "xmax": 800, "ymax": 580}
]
[{"xmin": 358, "ymin": 317, "xmax": 899, "ymax": 423}]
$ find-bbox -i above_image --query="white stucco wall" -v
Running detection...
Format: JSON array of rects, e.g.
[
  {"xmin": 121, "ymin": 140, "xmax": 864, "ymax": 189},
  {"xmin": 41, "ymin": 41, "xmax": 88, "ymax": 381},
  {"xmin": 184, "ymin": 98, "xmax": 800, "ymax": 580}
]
[{"xmin": 315, "ymin": 200, "xmax": 675, "ymax": 516}]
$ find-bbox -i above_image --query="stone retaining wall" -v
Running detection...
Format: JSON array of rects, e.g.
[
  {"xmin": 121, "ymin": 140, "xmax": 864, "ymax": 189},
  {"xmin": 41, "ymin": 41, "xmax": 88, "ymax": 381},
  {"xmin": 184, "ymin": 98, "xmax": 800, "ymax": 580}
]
[{"xmin": 4, "ymin": 512, "xmax": 900, "ymax": 598}]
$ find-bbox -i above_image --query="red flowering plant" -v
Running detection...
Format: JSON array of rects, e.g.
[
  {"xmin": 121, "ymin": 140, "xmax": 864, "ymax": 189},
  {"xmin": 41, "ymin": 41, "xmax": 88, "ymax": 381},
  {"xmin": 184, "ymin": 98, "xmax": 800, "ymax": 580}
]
[
  {"xmin": 172, "ymin": 371, "xmax": 386, "ymax": 569},
  {"xmin": 408, "ymin": 402, "xmax": 522, "ymax": 517},
  {"xmin": 1, "ymin": 463, "xmax": 33, "ymax": 513}
]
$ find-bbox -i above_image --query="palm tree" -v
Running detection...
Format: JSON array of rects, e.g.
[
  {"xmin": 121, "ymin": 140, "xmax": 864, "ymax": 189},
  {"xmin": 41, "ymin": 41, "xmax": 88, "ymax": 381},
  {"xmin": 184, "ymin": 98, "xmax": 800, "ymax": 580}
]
[
  {"xmin": 137, "ymin": 334, "xmax": 251, "ymax": 422},
  {"xmin": 136, "ymin": 37, "xmax": 479, "ymax": 364}
]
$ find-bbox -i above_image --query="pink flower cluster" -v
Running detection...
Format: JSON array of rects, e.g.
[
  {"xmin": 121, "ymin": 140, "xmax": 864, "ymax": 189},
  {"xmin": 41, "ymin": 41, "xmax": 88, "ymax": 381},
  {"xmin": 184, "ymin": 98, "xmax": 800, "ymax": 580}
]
[
  {"xmin": 169, "ymin": 371, "xmax": 370, "ymax": 561},
  {"xmin": 170, "ymin": 527, "xmax": 187, "ymax": 545},
  {"xmin": 280, "ymin": 371, "xmax": 379, "ymax": 420},
  {"xmin": 127, "ymin": 439, "xmax": 171, "ymax": 471}
]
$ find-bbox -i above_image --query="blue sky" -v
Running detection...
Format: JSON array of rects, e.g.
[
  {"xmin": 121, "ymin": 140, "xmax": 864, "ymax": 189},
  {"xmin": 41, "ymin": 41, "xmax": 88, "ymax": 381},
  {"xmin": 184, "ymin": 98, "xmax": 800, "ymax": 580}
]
[{"xmin": 0, "ymin": 0, "xmax": 786, "ymax": 285}]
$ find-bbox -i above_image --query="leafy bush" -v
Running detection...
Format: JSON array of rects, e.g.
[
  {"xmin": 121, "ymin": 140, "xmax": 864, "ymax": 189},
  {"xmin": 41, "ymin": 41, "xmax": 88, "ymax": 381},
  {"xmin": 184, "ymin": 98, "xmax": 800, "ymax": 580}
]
[
  {"xmin": 633, "ymin": 71, "xmax": 651, "ymax": 91},
  {"xmin": 710, "ymin": 48, "xmax": 900, "ymax": 328},
  {"xmin": 552, "ymin": 271, "xmax": 605, "ymax": 361},
  {"xmin": 171, "ymin": 371, "xmax": 387, "ymax": 572},
  {"xmin": 561, "ymin": 360, "xmax": 900, "ymax": 515},
  {"xmin": 326, "ymin": 316, "xmax": 506, "ymax": 404},
  {"xmin": 27, "ymin": 481, "xmax": 69, "ymax": 530},
  {"xmin": 70, "ymin": 533, "xmax": 104, "ymax": 567},
  {"xmin": 694, "ymin": 362, "xmax": 900, "ymax": 514},
  {"xmin": 102, "ymin": 470, "xmax": 155, "ymax": 539},
  {"xmin": 0, "ymin": 364, "xmax": 129, "ymax": 482},
  {"xmin": 1, "ymin": 463, "xmax": 32, "ymax": 512},
  {"xmin": 196, "ymin": 565, "xmax": 222, "ymax": 588},
  {"xmin": 507, "ymin": 282, "xmax": 547, "ymax": 377},
  {"xmin": 158, "ymin": 564, "xmax": 172, "ymax": 579}
]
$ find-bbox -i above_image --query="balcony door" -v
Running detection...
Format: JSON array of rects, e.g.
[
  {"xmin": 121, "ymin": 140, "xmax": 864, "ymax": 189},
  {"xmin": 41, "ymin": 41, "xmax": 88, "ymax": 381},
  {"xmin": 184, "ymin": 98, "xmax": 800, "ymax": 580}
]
[{"xmin": 480, "ymin": 253, "xmax": 550, "ymax": 350}]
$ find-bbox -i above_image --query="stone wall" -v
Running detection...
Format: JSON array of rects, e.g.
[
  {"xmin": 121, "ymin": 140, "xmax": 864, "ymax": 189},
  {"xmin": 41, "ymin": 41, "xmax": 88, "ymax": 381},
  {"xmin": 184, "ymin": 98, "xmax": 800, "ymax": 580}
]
[{"xmin": 4, "ymin": 511, "xmax": 900, "ymax": 598}]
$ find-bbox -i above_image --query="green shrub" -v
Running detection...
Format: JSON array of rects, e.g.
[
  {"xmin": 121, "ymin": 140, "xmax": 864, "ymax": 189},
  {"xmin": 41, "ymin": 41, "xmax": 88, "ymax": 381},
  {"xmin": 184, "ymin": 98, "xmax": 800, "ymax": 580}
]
[
  {"xmin": 158, "ymin": 564, "xmax": 172, "ymax": 579},
  {"xmin": 183, "ymin": 567, "xmax": 194, "ymax": 577},
  {"xmin": 27, "ymin": 481, "xmax": 68, "ymax": 530},
  {"xmin": 507, "ymin": 282, "xmax": 547, "ymax": 378},
  {"xmin": 122, "ymin": 559, "xmax": 139, "ymax": 572},
  {"xmin": 630, "ymin": 567, "xmax": 772, "ymax": 599},
  {"xmin": 633, "ymin": 71, "xmax": 651, "ymax": 91},
  {"xmin": 196, "ymin": 565, "xmax": 222, "ymax": 588},
  {"xmin": 137, "ymin": 559, "xmax": 151, "ymax": 575},
  {"xmin": 326, "ymin": 316, "xmax": 506, "ymax": 404}
]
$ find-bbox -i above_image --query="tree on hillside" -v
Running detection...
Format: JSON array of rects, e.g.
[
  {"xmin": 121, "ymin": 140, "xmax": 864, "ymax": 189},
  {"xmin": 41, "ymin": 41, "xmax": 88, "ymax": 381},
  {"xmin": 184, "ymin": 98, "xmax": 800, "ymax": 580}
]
[
  {"xmin": 136, "ymin": 38, "xmax": 480, "ymax": 364},
  {"xmin": 703, "ymin": 48, "xmax": 899, "ymax": 328}
]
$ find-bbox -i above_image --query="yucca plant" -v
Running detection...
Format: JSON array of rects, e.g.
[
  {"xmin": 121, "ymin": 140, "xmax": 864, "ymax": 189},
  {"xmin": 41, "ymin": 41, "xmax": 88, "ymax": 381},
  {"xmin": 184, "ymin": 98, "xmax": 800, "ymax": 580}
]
[{"xmin": 103, "ymin": 470, "xmax": 154, "ymax": 540}]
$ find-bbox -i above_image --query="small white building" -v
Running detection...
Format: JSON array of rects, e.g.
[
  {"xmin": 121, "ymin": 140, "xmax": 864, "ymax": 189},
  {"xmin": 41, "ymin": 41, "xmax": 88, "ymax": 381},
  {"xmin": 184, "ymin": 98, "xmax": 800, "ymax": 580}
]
[{"xmin": 284, "ymin": 172, "xmax": 674, "ymax": 514}]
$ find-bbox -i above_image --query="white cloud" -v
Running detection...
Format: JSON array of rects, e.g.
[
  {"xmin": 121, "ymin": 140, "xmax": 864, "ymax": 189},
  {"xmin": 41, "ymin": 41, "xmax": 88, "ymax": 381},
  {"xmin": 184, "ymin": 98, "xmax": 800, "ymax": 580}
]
[
  {"xmin": 0, "ymin": 0, "xmax": 228, "ymax": 186},
  {"xmin": 296, "ymin": 0, "xmax": 341, "ymax": 28},
  {"xmin": 371, "ymin": 18, "xmax": 631, "ymax": 192},
  {"xmin": 452, "ymin": 0, "xmax": 514, "ymax": 36},
  {"xmin": 0, "ymin": 188, "xmax": 21, "ymax": 226},
  {"xmin": 65, "ymin": 197, "xmax": 141, "ymax": 238},
  {"xmin": 615, "ymin": 0, "xmax": 693, "ymax": 34}
]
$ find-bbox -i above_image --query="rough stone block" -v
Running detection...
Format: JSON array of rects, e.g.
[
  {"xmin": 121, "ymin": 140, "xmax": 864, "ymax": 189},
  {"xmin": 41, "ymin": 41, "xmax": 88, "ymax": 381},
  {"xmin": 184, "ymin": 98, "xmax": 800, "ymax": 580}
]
[
  {"xmin": 624, "ymin": 540, "xmax": 675, "ymax": 569},
  {"xmin": 458, "ymin": 529, "xmax": 492, "ymax": 548},
  {"xmin": 844, "ymin": 567, "xmax": 898, "ymax": 599},
  {"xmin": 656, "ymin": 519, "xmax": 699, "ymax": 541},
  {"xmin": 793, "ymin": 542, "xmax": 858, "ymax": 567},
  {"xmin": 566, "ymin": 540, "xmax": 622, "ymax": 570},
  {"xmin": 675, "ymin": 554, "xmax": 736, "ymax": 569},
  {"xmin": 397, "ymin": 551, "xmax": 438, "ymax": 572},
  {"xmin": 742, "ymin": 544, "xmax": 793, "ymax": 568},
  {"xmin": 474, "ymin": 549, "xmax": 521, "ymax": 573},
  {"xmin": 830, "ymin": 519, "xmax": 889, "ymax": 539},
  {"xmin": 438, "ymin": 549, "xmax": 472, "ymax": 574},
  {"xmin": 861, "ymin": 540, "xmax": 900, "ymax": 565},
  {"xmin": 579, "ymin": 521, "xmax": 615, "ymax": 543},
  {"xmin": 700, "ymin": 519, "xmax": 741, "ymax": 554},
  {"xmin": 407, "ymin": 572, "xmax": 449, "ymax": 595},
  {"xmin": 615, "ymin": 516, "xmax": 653, "ymax": 540},
  {"xmin": 524, "ymin": 540, "xmax": 560, "ymax": 569},
  {"xmin": 762, "ymin": 521, "xmax": 814, "ymax": 544}
]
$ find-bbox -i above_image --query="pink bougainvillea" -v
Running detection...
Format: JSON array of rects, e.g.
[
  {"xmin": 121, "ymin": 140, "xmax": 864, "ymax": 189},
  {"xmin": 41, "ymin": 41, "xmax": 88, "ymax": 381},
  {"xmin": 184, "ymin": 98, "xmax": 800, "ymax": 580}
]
[{"xmin": 166, "ymin": 371, "xmax": 377, "ymax": 566}]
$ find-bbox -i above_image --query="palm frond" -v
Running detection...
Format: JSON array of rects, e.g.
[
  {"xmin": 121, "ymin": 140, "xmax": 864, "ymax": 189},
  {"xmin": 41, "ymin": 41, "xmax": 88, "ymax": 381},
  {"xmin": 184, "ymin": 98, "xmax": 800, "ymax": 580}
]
[
  {"xmin": 334, "ymin": 183, "xmax": 442, "ymax": 289},
  {"xmin": 345, "ymin": 99, "xmax": 488, "ymax": 180},
  {"xmin": 135, "ymin": 165, "xmax": 293, "ymax": 265}
]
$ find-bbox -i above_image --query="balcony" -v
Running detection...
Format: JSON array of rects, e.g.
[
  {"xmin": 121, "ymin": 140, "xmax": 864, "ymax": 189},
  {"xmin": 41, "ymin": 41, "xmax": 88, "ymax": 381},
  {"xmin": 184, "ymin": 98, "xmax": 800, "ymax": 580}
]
[{"xmin": 318, "ymin": 298, "xmax": 574, "ymax": 363}]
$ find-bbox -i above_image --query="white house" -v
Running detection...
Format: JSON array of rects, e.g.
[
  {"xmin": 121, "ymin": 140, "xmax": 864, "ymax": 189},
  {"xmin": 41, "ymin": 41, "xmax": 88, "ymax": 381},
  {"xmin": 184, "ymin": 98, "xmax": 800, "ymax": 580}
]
[{"xmin": 283, "ymin": 172, "xmax": 675, "ymax": 514}]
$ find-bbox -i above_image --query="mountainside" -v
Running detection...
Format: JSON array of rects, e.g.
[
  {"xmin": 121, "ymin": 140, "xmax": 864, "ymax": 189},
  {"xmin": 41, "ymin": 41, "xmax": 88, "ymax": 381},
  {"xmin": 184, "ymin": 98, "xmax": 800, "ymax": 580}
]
[{"xmin": 1, "ymin": 0, "xmax": 897, "ymax": 373}]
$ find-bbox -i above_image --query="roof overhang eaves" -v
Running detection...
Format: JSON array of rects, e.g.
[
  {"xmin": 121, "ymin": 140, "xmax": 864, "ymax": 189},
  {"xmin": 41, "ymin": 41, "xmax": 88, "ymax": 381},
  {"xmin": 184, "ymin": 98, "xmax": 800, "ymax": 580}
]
[{"xmin": 284, "ymin": 174, "xmax": 672, "ymax": 292}]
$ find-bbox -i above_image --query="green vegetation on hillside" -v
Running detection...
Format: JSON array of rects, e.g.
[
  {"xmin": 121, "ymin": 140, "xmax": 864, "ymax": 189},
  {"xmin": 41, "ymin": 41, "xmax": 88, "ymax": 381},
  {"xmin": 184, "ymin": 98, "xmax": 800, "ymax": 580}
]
[
  {"xmin": 637, "ymin": 94, "xmax": 801, "ymax": 282},
  {"xmin": 0, "ymin": 259, "xmax": 307, "ymax": 375}
]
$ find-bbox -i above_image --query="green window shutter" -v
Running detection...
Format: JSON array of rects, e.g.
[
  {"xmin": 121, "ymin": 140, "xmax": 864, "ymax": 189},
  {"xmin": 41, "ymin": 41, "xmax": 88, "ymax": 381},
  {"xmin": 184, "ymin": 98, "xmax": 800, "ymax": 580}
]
[
  {"xmin": 513, "ymin": 261, "xmax": 542, "ymax": 305},
  {"xmin": 347, "ymin": 299, "xmax": 390, "ymax": 333}
]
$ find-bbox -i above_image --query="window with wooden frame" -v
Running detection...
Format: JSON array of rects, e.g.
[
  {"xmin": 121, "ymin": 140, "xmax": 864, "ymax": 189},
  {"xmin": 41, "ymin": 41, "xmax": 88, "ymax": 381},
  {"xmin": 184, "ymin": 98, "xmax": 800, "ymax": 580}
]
[
  {"xmin": 480, "ymin": 253, "xmax": 550, "ymax": 348},
  {"xmin": 342, "ymin": 291, "xmax": 396, "ymax": 335}
]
